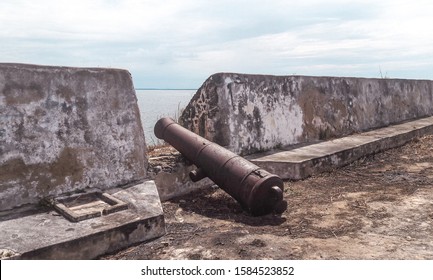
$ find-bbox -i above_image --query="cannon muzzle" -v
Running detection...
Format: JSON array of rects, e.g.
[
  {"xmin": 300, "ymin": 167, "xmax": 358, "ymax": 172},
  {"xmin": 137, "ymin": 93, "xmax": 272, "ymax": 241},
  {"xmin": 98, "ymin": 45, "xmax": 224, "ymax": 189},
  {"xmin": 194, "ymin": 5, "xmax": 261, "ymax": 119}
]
[{"xmin": 154, "ymin": 117, "xmax": 287, "ymax": 216}]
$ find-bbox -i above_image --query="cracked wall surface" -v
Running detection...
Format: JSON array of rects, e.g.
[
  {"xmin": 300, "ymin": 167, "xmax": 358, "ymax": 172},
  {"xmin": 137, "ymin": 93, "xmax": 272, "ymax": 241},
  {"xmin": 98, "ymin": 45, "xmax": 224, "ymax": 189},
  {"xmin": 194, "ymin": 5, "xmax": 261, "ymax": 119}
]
[
  {"xmin": 180, "ymin": 73, "xmax": 433, "ymax": 155},
  {"xmin": 0, "ymin": 63, "xmax": 147, "ymax": 211}
]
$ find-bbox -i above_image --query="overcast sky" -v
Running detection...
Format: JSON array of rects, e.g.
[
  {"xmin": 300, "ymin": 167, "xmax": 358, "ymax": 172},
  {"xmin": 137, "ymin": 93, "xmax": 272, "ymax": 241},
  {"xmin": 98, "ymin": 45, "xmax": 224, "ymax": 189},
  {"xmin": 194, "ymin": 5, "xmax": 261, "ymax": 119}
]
[{"xmin": 1, "ymin": 0, "xmax": 432, "ymax": 88}]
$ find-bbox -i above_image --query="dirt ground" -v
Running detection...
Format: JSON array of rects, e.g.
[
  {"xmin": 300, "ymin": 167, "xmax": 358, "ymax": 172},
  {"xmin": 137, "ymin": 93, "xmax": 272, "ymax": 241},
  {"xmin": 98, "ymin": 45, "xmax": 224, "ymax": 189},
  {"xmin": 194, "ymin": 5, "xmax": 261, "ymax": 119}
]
[{"xmin": 102, "ymin": 135, "xmax": 433, "ymax": 260}]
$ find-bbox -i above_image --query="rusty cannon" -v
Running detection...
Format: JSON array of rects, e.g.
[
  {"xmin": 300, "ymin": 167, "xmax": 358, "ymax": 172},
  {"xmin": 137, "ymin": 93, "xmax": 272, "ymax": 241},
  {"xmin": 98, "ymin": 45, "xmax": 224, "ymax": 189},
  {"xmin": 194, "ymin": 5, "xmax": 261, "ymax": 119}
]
[{"xmin": 154, "ymin": 117, "xmax": 287, "ymax": 216}]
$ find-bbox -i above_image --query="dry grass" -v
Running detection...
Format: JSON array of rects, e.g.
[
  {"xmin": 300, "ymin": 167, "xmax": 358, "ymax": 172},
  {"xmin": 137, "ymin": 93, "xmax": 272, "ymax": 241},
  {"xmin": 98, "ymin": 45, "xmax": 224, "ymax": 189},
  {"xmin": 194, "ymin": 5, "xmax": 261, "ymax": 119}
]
[{"xmin": 147, "ymin": 142, "xmax": 177, "ymax": 157}]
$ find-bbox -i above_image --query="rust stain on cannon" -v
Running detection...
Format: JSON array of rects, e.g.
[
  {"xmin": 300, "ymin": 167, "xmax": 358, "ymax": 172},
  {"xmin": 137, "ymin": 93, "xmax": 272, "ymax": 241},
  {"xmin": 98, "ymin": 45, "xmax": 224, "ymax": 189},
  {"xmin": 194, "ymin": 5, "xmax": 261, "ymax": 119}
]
[{"xmin": 154, "ymin": 117, "xmax": 287, "ymax": 216}]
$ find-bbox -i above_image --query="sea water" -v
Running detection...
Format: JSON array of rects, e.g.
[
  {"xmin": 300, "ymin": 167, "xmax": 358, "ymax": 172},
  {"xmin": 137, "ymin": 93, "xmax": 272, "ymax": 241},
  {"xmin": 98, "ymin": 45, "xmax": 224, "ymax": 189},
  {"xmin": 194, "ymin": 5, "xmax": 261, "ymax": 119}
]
[{"xmin": 135, "ymin": 89, "xmax": 196, "ymax": 145}]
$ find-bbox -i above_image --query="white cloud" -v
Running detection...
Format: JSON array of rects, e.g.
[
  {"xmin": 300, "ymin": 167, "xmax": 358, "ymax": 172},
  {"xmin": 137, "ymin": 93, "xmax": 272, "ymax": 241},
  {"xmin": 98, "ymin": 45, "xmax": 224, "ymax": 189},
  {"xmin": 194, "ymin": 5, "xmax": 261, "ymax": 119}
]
[{"xmin": 1, "ymin": 0, "xmax": 433, "ymax": 87}]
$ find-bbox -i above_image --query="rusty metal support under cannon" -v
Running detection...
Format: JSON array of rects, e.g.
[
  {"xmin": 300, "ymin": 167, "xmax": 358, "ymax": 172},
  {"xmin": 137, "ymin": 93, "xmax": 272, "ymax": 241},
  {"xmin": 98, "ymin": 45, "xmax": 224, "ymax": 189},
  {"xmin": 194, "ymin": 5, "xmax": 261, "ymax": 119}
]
[{"xmin": 154, "ymin": 117, "xmax": 287, "ymax": 216}]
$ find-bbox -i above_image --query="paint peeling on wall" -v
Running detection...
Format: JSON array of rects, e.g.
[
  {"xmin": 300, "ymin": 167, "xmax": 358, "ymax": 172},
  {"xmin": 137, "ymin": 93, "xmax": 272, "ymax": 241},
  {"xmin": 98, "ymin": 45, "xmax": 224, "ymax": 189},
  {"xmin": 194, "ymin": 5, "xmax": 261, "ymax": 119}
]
[
  {"xmin": 180, "ymin": 73, "xmax": 433, "ymax": 155},
  {"xmin": 0, "ymin": 63, "xmax": 147, "ymax": 211}
]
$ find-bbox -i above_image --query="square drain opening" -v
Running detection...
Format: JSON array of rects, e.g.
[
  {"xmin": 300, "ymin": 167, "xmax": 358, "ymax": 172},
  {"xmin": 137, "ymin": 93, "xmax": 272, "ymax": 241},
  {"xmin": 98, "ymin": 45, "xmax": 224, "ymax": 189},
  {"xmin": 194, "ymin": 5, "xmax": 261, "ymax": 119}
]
[{"xmin": 53, "ymin": 192, "xmax": 128, "ymax": 222}]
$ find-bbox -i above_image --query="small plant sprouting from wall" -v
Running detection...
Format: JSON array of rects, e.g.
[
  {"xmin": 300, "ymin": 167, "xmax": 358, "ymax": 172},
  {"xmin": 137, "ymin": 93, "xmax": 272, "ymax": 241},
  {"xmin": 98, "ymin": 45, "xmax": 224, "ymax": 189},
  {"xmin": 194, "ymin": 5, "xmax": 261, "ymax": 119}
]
[{"xmin": 379, "ymin": 66, "xmax": 389, "ymax": 79}]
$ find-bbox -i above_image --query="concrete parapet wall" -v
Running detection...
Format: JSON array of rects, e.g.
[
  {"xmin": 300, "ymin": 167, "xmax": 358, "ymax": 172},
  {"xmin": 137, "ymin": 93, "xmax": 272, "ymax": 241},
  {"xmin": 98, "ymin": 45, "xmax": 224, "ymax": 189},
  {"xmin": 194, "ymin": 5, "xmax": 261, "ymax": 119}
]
[
  {"xmin": 180, "ymin": 73, "xmax": 433, "ymax": 155},
  {"xmin": 0, "ymin": 63, "xmax": 147, "ymax": 211}
]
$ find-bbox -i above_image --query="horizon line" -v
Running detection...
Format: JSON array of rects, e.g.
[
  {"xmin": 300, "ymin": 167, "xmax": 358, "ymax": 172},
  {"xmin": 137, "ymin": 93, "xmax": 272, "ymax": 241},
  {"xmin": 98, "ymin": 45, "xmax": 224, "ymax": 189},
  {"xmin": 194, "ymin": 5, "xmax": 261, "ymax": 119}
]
[{"xmin": 135, "ymin": 88, "xmax": 197, "ymax": 91}]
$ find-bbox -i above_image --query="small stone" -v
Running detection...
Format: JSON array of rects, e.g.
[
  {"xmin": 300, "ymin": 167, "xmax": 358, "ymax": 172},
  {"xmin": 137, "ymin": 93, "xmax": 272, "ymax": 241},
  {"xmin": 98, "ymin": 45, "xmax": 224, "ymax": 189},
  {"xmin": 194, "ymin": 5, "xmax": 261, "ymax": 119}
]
[
  {"xmin": 250, "ymin": 239, "xmax": 266, "ymax": 247},
  {"xmin": 406, "ymin": 236, "xmax": 412, "ymax": 241},
  {"xmin": 0, "ymin": 249, "xmax": 17, "ymax": 259},
  {"xmin": 154, "ymin": 165, "xmax": 163, "ymax": 173}
]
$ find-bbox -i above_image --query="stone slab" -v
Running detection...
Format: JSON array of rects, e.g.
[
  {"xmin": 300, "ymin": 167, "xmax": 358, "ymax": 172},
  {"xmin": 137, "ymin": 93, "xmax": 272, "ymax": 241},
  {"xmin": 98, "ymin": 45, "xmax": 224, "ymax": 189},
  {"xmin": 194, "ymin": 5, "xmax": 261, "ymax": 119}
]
[
  {"xmin": 250, "ymin": 116, "xmax": 433, "ymax": 180},
  {"xmin": 153, "ymin": 163, "xmax": 214, "ymax": 201},
  {"xmin": 0, "ymin": 181, "xmax": 165, "ymax": 259}
]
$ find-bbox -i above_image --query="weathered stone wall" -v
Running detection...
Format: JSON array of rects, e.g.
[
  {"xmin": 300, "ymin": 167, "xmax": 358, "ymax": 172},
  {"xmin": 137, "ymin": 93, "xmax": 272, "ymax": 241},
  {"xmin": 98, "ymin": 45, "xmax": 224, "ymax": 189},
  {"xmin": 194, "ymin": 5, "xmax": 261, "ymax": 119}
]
[
  {"xmin": 0, "ymin": 63, "xmax": 147, "ymax": 211},
  {"xmin": 180, "ymin": 73, "xmax": 433, "ymax": 155}
]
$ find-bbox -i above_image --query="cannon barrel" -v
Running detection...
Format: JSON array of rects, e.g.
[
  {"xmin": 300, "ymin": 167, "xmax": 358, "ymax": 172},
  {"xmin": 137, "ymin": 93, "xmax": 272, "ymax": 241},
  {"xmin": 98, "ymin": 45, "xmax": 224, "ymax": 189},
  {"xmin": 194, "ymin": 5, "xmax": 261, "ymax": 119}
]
[{"xmin": 154, "ymin": 117, "xmax": 287, "ymax": 216}]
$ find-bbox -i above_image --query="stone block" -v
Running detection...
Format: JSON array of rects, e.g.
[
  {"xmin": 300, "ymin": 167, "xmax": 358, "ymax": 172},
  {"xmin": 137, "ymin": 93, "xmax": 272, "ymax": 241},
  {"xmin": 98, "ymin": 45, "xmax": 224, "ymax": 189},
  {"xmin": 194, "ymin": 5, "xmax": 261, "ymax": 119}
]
[
  {"xmin": 180, "ymin": 73, "xmax": 433, "ymax": 155},
  {"xmin": 0, "ymin": 63, "xmax": 147, "ymax": 211}
]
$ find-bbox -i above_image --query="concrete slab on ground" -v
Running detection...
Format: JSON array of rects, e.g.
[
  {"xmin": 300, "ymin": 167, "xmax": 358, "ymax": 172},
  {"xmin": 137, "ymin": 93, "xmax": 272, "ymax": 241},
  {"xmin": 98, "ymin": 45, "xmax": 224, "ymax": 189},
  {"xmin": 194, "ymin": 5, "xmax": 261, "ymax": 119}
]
[
  {"xmin": 250, "ymin": 116, "xmax": 433, "ymax": 180},
  {"xmin": 0, "ymin": 181, "xmax": 165, "ymax": 259}
]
